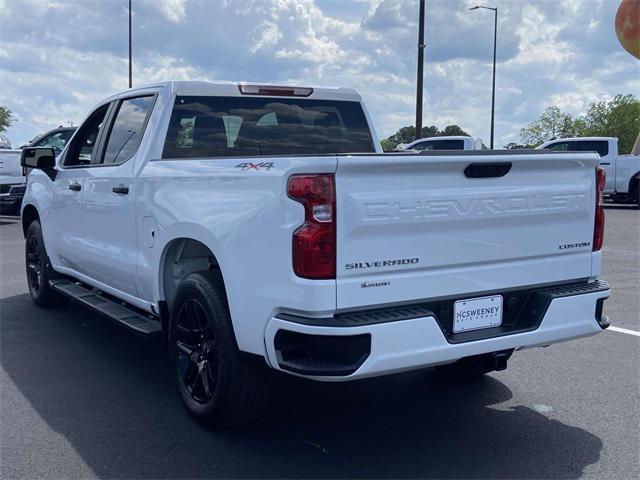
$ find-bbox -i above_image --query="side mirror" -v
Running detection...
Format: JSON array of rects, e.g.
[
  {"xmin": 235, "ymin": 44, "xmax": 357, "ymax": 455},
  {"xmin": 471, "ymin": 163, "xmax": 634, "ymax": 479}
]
[{"xmin": 21, "ymin": 147, "xmax": 56, "ymax": 170}]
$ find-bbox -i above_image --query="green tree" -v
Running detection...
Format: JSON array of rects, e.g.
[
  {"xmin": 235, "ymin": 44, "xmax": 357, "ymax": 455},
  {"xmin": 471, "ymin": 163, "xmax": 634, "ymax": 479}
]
[
  {"xmin": 421, "ymin": 125, "xmax": 440, "ymax": 137},
  {"xmin": 520, "ymin": 95, "xmax": 640, "ymax": 153},
  {"xmin": 519, "ymin": 106, "xmax": 583, "ymax": 146},
  {"xmin": 381, "ymin": 124, "xmax": 470, "ymax": 151},
  {"xmin": 0, "ymin": 106, "xmax": 14, "ymax": 133},
  {"xmin": 441, "ymin": 125, "xmax": 468, "ymax": 136},
  {"xmin": 581, "ymin": 94, "xmax": 640, "ymax": 153},
  {"xmin": 380, "ymin": 138, "xmax": 396, "ymax": 152},
  {"xmin": 384, "ymin": 126, "xmax": 417, "ymax": 148},
  {"xmin": 503, "ymin": 142, "xmax": 528, "ymax": 149}
]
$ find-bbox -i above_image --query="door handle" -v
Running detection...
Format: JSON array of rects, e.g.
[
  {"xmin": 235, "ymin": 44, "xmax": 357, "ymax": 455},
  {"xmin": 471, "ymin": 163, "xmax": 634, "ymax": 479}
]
[
  {"xmin": 112, "ymin": 184, "xmax": 129, "ymax": 195},
  {"xmin": 68, "ymin": 182, "xmax": 81, "ymax": 191}
]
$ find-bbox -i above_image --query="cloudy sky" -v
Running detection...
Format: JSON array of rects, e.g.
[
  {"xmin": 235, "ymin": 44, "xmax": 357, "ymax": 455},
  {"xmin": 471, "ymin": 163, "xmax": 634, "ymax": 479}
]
[{"xmin": 1, "ymin": 0, "xmax": 638, "ymax": 147}]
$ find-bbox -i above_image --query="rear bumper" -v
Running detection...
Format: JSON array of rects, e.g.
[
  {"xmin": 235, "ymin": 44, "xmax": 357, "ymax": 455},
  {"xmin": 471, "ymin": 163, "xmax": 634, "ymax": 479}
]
[{"xmin": 264, "ymin": 281, "xmax": 610, "ymax": 381}]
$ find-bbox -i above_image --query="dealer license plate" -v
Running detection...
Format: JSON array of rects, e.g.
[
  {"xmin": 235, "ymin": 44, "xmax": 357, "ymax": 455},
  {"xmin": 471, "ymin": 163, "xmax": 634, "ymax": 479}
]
[{"xmin": 453, "ymin": 295, "xmax": 503, "ymax": 333}]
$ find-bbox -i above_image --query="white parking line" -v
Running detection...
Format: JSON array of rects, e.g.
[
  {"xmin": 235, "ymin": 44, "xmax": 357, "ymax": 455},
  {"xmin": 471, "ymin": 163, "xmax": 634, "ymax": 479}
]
[{"xmin": 608, "ymin": 326, "xmax": 640, "ymax": 337}]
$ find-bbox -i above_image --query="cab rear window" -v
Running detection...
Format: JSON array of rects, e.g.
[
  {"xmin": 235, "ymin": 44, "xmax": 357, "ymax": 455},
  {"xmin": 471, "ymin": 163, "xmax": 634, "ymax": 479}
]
[{"xmin": 162, "ymin": 96, "xmax": 375, "ymax": 158}]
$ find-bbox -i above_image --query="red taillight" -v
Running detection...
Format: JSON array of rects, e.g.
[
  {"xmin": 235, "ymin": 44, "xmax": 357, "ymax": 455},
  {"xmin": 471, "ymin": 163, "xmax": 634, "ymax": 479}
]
[
  {"xmin": 287, "ymin": 174, "xmax": 336, "ymax": 279},
  {"xmin": 593, "ymin": 166, "xmax": 605, "ymax": 251}
]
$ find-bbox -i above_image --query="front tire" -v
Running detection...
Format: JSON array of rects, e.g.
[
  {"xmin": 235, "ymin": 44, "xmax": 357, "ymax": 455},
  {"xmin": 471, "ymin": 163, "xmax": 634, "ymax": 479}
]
[
  {"xmin": 170, "ymin": 270, "xmax": 271, "ymax": 428},
  {"xmin": 25, "ymin": 220, "xmax": 67, "ymax": 307}
]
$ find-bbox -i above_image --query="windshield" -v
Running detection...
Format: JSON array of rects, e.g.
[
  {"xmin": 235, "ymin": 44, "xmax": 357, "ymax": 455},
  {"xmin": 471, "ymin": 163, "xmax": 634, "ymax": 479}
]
[
  {"xmin": 34, "ymin": 130, "xmax": 75, "ymax": 151},
  {"xmin": 163, "ymin": 96, "xmax": 375, "ymax": 158}
]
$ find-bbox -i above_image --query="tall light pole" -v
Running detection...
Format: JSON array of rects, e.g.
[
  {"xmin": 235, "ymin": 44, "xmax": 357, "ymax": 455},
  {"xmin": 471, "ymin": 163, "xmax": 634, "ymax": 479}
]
[
  {"xmin": 128, "ymin": 0, "xmax": 132, "ymax": 88},
  {"xmin": 415, "ymin": 0, "xmax": 425, "ymax": 140},
  {"xmin": 469, "ymin": 5, "xmax": 497, "ymax": 149}
]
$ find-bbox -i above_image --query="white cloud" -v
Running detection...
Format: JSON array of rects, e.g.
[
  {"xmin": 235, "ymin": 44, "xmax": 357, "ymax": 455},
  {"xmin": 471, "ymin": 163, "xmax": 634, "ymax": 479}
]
[
  {"xmin": 0, "ymin": 0, "xmax": 637, "ymax": 148},
  {"xmin": 149, "ymin": 0, "xmax": 187, "ymax": 23},
  {"xmin": 511, "ymin": 5, "xmax": 572, "ymax": 66},
  {"xmin": 251, "ymin": 21, "xmax": 282, "ymax": 53}
]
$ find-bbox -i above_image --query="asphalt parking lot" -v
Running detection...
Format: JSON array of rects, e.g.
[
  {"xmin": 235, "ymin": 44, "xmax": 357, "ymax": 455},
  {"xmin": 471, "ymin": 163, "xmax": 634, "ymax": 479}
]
[{"xmin": 1, "ymin": 207, "xmax": 638, "ymax": 479}]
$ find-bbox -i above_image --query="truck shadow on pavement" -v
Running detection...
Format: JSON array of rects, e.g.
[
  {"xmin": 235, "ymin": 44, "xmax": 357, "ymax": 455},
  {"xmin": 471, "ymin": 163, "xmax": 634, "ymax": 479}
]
[{"xmin": 1, "ymin": 294, "xmax": 602, "ymax": 479}]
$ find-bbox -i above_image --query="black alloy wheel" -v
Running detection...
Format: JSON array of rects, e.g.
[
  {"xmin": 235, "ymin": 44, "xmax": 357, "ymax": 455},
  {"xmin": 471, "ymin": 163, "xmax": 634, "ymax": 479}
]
[
  {"xmin": 25, "ymin": 232, "xmax": 43, "ymax": 296},
  {"xmin": 24, "ymin": 220, "xmax": 67, "ymax": 307},
  {"xmin": 174, "ymin": 298, "xmax": 222, "ymax": 404},
  {"xmin": 170, "ymin": 270, "xmax": 271, "ymax": 427}
]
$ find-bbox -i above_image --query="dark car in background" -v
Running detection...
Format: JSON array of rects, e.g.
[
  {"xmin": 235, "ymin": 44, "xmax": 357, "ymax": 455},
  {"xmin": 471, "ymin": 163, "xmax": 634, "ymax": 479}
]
[
  {"xmin": 0, "ymin": 127, "xmax": 77, "ymax": 215},
  {"xmin": 24, "ymin": 126, "xmax": 76, "ymax": 153}
]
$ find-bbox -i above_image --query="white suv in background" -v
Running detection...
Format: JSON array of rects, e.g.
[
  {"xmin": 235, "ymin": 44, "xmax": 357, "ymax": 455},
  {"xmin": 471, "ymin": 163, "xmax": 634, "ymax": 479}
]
[{"xmin": 396, "ymin": 136, "xmax": 482, "ymax": 152}]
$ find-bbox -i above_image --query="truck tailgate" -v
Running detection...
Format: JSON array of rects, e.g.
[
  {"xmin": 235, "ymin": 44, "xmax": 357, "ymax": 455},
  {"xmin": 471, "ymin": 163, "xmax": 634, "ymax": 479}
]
[{"xmin": 335, "ymin": 151, "xmax": 599, "ymax": 310}]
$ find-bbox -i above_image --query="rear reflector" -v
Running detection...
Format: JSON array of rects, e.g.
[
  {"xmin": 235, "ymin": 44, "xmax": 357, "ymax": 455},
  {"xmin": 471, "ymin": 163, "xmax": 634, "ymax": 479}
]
[
  {"xmin": 288, "ymin": 174, "xmax": 336, "ymax": 279},
  {"xmin": 593, "ymin": 166, "xmax": 605, "ymax": 251},
  {"xmin": 238, "ymin": 84, "xmax": 313, "ymax": 97}
]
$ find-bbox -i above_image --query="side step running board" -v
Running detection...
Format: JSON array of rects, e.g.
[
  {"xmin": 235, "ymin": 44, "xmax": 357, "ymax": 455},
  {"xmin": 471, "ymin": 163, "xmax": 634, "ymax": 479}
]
[{"xmin": 50, "ymin": 279, "xmax": 162, "ymax": 336}]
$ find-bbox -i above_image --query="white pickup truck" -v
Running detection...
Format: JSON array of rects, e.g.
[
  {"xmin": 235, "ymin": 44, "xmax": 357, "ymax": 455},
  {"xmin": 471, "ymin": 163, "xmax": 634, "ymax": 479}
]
[
  {"xmin": 0, "ymin": 149, "xmax": 27, "ymax": 214},
  {"xmin": 21, "ymin": 81, "xmax": 610, "ymax": 427},
  {"xmin": 537, "ymin": 137, "xmax": 640, "ymax": 206},
  {"xmin": 396, "ymin": 135, "xmax": 481, "ymax": 152}
]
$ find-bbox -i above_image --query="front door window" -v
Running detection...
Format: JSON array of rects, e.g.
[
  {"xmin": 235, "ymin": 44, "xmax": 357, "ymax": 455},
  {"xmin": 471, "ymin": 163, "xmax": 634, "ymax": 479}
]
[{"xmin": 63, "ymin": 105, "xmax": 109, "ymax": 166}]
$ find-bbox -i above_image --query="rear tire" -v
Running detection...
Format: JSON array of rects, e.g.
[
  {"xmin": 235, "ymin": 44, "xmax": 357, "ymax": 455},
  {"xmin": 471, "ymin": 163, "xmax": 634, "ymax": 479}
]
[
  {"xmin": 169, "ymin": 270, "xmax": 271, "ymax": 428},
  {"xmin": 631, "ymin": 178, "xmax": 640, "ymax": 209},
  {"xmin": 25, "ymin": 220, "xmax": 68, "ymax": 307}
]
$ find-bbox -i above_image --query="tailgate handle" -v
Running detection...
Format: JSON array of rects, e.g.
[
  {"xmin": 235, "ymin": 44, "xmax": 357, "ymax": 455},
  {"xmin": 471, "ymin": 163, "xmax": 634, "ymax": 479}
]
[{"xmin": 464, "ymin": 162, "xmax": 512, "ymax": 178}]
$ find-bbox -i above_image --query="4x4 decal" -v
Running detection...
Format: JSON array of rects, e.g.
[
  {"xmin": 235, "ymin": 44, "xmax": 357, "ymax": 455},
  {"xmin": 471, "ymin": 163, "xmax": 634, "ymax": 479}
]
[{"xmin": 235, "ymin": 162, "xmax": 274, "ymax": 171}]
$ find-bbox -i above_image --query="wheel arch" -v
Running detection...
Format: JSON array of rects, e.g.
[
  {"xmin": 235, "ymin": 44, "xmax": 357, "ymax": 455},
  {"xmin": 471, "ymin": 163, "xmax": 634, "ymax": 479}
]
[
  {"xmin": 158, "ymin": 237, "xmax": 225, "ymax": 322},
  {"xmin": 629, "ymin": 171, "xmax": 640, "ymax": 192},
  {"xmin": 21, "ymin": 204, "xmax": 40, "ymax": 238},
  {"xmin": 629, "ymin": 172, "xmax": 640, "ymax": 205}
]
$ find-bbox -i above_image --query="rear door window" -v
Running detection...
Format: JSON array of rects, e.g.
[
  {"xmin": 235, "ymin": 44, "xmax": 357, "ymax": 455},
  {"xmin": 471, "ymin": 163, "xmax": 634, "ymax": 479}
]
[{"xmin": 163, "ymin": 96, "xmax": 375, "ymax": 158}]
